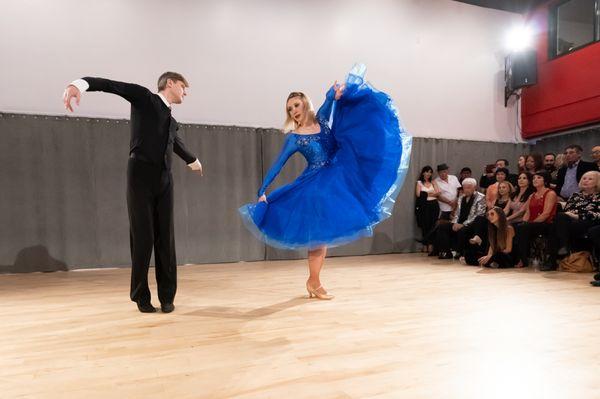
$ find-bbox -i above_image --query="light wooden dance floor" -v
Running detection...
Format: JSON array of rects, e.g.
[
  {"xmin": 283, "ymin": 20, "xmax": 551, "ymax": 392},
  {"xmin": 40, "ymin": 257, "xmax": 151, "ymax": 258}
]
[{"xmin": 2, "ymin": 253, "xmax": 600, "ymax": 399}]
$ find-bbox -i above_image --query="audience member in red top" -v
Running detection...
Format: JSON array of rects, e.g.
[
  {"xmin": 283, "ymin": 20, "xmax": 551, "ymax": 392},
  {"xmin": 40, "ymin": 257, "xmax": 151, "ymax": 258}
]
[{"xmin": 514, "ymin": 171, "xmax": 558, "ymax": 269}]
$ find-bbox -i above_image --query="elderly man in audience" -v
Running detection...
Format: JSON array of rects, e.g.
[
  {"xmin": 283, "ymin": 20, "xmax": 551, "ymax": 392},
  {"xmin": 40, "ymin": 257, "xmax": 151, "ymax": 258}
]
[
  {"xmin": 434, "ymin": 178, "xmax": 486, "ymax": 260},
  {"xmin": 546, "ymin": 171, "xmax": 600, "ymax": 268},
  {"xmin": 556, "ymin": 144, "xmax": 599, "ymax": 200}
]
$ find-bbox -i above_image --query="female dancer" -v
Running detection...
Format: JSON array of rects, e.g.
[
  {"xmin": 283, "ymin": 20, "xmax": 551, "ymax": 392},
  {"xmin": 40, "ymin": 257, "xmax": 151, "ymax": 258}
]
[{"xmin": 239, "ymin": 65, "xmax": 410, "ymax": 299}]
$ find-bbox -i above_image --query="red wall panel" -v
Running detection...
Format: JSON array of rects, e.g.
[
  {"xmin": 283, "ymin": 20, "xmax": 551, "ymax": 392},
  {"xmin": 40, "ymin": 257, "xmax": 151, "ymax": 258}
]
[{"xmin": 520, "ymin": 1, "xmax": 600, "ymax": 138}]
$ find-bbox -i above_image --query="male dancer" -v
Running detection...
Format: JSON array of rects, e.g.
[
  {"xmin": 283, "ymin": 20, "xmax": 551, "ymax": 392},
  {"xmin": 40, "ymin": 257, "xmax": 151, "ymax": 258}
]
[{"xmin": 63, "ymin": 72, "xmax": 202, "ymax": 313}]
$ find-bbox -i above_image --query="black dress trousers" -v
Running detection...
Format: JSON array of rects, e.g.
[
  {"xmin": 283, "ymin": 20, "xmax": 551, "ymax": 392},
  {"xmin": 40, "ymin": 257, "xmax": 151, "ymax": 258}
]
[{"xmin": 127, "ymin": 157, "xmax": 176, "ymax": 305}]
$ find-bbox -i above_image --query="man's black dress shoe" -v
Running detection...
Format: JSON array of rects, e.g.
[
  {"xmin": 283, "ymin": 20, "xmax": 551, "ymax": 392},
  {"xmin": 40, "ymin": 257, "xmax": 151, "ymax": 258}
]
[
  {"xmin": 438, "ymin": 252, "xmax": 453, "ymax": 260},
  {"xmin": 161, "ymin": 303, "xmax": 175, "ymax": 313},
  {"xmin": 137, "ymin": 302, "xmax": 157, "ymax": 313}
]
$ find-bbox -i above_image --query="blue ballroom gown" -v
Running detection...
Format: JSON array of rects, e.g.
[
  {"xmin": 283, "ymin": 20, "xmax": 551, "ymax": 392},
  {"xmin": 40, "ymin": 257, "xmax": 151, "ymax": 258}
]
[{"xmin": 239, "ymin": 64, "xmax": 412, "ymax": 250}]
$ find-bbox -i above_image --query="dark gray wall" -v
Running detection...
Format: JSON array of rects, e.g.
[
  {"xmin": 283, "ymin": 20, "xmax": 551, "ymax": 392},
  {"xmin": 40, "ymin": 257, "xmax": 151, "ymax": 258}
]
[
  {"xmin": 1, "ymin": 112, "xmax": 529, "ymax": 273},
  {"xmin": 529, "ymin": 127, "xmax": 599, "ymax": 163}
]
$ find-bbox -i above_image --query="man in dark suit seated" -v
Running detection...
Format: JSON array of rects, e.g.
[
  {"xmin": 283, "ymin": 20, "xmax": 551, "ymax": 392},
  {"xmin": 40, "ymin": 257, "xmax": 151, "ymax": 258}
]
[{"xmin": 555, "ymin": 144, "xmax": 599, "ymax": 200}]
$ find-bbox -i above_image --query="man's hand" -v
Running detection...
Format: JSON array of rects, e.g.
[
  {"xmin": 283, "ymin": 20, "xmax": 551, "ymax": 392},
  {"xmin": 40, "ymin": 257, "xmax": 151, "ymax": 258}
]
[
  {"xmin": 187, "ymin": 159, "xmax": 203, "ymax": 176},
  {"xmin": 452, "ymin": 223, "xmax": 463, "ymax": 232},
  {"xmin": 63, "ymin": 85, "xmax": 81, "ymax": 112},
  {"xmin": 258, "ymin": 194, "xmax": 267, "ymax": 203},
  {"xmin": 192, "ymin": 165, "xmax": 203, "ymax": 176}
]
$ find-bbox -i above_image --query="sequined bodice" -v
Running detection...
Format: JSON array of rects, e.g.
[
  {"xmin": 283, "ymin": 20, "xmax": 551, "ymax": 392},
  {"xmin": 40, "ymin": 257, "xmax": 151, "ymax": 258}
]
[
  {"xmin": 257, "ymin": 119, "xmax": 339, "ymax": 197},
  {"xmin": 293, "ymin": 123, "xmax": 337, "ymax": 169}
]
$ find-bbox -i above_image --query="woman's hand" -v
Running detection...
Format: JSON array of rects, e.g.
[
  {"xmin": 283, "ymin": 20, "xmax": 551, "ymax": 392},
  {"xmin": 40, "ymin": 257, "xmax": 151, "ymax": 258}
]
[
  {"xmin": 565, "ymin": 211, "xmax": 578, "ymax": 220},
  {"xmin": 258, "ymin": 194, "xmax": 268, "ymax": 203},
  {"xmin": 478, "ymin": 255, "xmax": 492, "ymax": 266},
  {"xmin": 333, "ymin": 81, "xmax": 346, "ymax": 100}
]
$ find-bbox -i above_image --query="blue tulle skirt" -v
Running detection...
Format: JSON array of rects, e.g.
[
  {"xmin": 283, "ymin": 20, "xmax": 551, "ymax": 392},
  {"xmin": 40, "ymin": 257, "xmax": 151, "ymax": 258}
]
[{"xmin": 239, "ymin": 65, "xmax": 412, "ymax": 250}]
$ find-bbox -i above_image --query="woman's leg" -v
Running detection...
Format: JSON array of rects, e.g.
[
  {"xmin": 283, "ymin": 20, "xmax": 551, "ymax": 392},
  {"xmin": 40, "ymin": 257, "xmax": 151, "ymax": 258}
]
[
  {"xmin": 308, "ymin": 246, "xmax": 328, "ymax": 289},
  {"xmin": 307, "ymin": 246, "xmax": 334, "ymax": 299}
]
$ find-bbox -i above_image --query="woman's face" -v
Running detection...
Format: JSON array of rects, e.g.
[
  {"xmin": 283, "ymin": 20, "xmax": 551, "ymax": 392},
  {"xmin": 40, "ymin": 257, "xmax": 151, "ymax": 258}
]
[
  {"xmin": 518, "ymin": 156, "xmax": 526, "ymax": 168},
  {"xmin": 487, "ymin": 209, "xmax": 498, "ymax": 224},
  {"xmin": 423, "ymin": 170, "xmax": 432, "ymax": 180},
  {"xmin": 533, "ymin": 174, "xmax": 545, "ymax": 188},
  {"xmin": 518, "ymin": 173, "xmax": 529, "ymax": 187},
  {"xmin": 287, "ymin": 97, "xmax": 306, "ymax": 125},
  {"xmin": 498, "ymin": 182, "xmax": 509, "ymax": 196},
  {"xmin": 526, "ymin": 156, "xmax": 535, "ymax": 171},
  {"xmin": 496, "ymin": 172, "xmax": 506, "ymax": 182},
  {"xmin": 580, "ymin": 173, "xmax": 597, "ymax": 192}
]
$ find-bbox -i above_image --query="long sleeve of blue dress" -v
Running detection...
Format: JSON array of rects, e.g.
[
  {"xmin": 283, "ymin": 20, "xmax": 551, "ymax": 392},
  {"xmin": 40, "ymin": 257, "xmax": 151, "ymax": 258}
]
[
  {"xmin": 258, "ymin": 135, "xmax": 298, "ymax": 197},
  {"xmin": 317, "ymin": 87, "xmax": 336, "ymax": 128}
]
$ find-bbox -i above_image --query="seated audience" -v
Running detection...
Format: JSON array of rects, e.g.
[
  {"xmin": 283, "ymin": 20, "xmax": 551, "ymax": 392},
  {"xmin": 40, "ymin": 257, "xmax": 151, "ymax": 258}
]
[
  {"xmin": 517, "ymin": 155, "xmax": 526, "ymax": 174},
  {"xmin": 485, "ymin": 168, "xmax": 509, "ymax": 209},
  {"xmin": 435, "ymin": 178, "xmax": 487, "ymax": 260},
  {"xmin": 591, "ymin": 145, "xmax": 600, "ymax": 171},
  {"xmin": 514, "ymin": 171, "xmax": 558, "ymax": 269},
  {"xmin": 525, "ymin": 153, "xmax": 544, "ymax": 175},
  {"xmin": 477, "ymin": 207, "xmax": 515, "ymax": 268},
  {"xmin": 494, "ymin": 181, "xmax": 513, "ymax": 211},
  {"xmin": 556, "ymin": 144, "xmax": 599, "ymax": 200},
  {"xmin": 547, "ymin": 171, "xmax": 600, "ymax": 267},
  {"xmin": 507, "ymin": 172, "xmax": 534, "ymax": 224}
]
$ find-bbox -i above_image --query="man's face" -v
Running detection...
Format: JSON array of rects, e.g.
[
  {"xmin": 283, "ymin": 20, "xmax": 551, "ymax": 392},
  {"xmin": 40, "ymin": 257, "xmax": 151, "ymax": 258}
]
[
  {"xmin": 565, "ymin": 148, "xmax": 581, "ymax": 164},
  {"xmin": 438, "ymin": 170, "xmax": 449, "ymax": 180},
  {"xmin": 592, "ymin": 146, "xmax": 600, "ymax": 162},
  {"xmin": 165, "ymin": 79, "xmax": 188, "ymax": 104},
  {"xmin": 495, "ymin": 160, "xmax": 506, "ymax": 169},
  {"xmin": 462, "ymin": 184, "xmax": 475, "ymax": 196},
  {"xmin": 544, "ymin": 154, "xmax": 555, "ymax": 168}
]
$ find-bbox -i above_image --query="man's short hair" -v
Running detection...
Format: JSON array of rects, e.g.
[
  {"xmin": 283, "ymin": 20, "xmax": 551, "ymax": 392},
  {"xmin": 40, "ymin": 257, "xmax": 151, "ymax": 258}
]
[
  {"xmin": 495, "ymin": 167, "xmax": 509, "ymax": 176},
  {"xmin": 544, "ymin": 152, "xmax": 556, "ymax": 158},
  {"xmin": 157, "ymin": 72, "xmax": 189, "ymax": 91},
  {"xmin": 565, "ymin": 144, "xmax": 583, "ymax": 153},
  {"xmin": 496, "ymin": 159, "xmax": 509, "ymax": 166}
]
